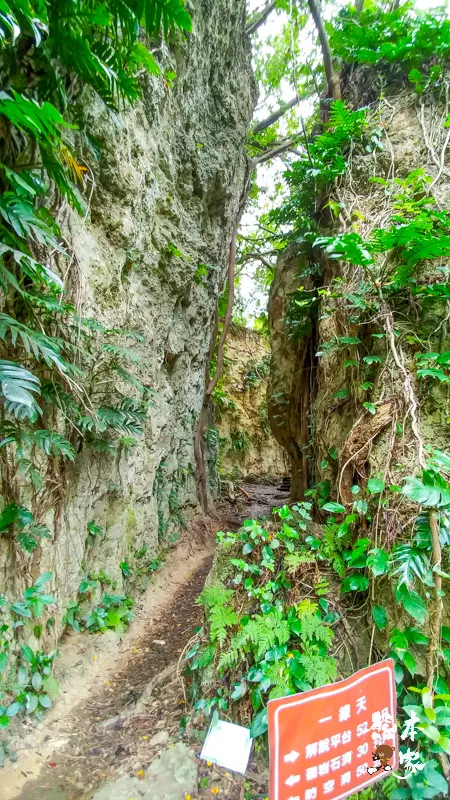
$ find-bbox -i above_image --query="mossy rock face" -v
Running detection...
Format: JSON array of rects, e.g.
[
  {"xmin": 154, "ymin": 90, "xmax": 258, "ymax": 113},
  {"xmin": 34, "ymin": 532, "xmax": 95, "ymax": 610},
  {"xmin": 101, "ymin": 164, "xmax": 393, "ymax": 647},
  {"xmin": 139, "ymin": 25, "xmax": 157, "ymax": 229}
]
[
  {"xmin": 216, "ymin": 326, "xmax": 288, "ymax": 481},
  {"xmin": 0, "ymin": 0, "xmax": 256, "ymax": 640}
]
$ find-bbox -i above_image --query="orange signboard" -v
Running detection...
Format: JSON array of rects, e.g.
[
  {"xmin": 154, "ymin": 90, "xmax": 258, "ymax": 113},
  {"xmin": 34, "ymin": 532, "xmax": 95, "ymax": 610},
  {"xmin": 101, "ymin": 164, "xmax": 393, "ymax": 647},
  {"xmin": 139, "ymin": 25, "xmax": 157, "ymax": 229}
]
[{"xmin": 268, "ymin": 659, "xmax": 398, "ymax": 800}]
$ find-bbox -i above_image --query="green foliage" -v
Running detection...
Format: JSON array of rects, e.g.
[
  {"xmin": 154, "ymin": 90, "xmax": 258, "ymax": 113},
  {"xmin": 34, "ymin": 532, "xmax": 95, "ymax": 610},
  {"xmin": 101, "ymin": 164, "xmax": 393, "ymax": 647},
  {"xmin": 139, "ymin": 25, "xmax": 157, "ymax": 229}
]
[
  {"xmin": 331, "ymin": 5, "xmax": 450, "ymax": 82},
  {"xmin": 64, "ymin": 581, "xmax": 134, "ymax": 634},
  {"xmin": 0, "ymin": 504, "xmax": 51, "ymax": 552},
  {"xmin": 270, "ymin": 101, "xmax": 368, "ymax": 238},
  {"xmin": 188, "ymin": 508, "xmax": 337, "ymax": 737},
  {"xmin": 0, "ymin": 574, "xmax": 58, "ymax": 730}
]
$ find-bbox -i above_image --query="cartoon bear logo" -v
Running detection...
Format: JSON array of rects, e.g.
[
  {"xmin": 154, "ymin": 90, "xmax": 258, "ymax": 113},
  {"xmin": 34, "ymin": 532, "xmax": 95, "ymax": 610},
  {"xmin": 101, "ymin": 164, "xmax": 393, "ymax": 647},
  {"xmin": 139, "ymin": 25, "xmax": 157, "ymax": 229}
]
[{"xmin": 367, "ymin": 744, "xmax": 395, "ymax": 775}]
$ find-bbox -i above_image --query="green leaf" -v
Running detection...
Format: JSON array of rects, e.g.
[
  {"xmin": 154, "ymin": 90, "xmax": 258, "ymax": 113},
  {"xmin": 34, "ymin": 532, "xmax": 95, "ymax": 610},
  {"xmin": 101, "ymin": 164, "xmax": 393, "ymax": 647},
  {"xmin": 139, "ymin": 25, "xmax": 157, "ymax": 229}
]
[
  {"xmin": 20, "ymin": 644, "xmax": 34, "ymax": 663},
  {"xmin": 372, "ymin": 605, "xmax": 388, "ymax": 630},
  {"xmin": 35, "ymin": 572, "xmax": 53, "ymax": 590},
  {"xmin": 418, "ymin": 723, "xmax": 441, "ymax": 742},
  {"xmin": 0, "ymin": 652, "xmax": 7, "ymax": 672},
  {"xmin": 42, "ymin": 676, "xmax": 59, "ymax": 699},
  {"xmin": 38, "ymin": 694, "xmax": 52, "ymax": 709},
  {"xmin": 367, "ymin": 478, "xmax": 385, "ymax": 493},
  {"xmin": 435, "ymin": 707, "xmax": 450, "ymax": 727},
  {"xmin": 341, "ymin": 575, "xmax": 369, "ymax": 593},
  {"xmin": 403, "ymin": 474, "xmax": 450, "ymax": 508},
  {"xmin": 363, "ymin": 355, "xmax": 383, "ymax": 364},
  {"xmin": 25, "ymin": 693, "xmax": 38, "ymax": 713},
  {"xmin": 12, "ymin": 602, "xmax": 31, "ymax": 618},
  {"xmin": 6, "ymin": 701, "xmax": 21, "ymax": 717},
  {"xmin": 438, "ymin": 735, "xmax": 450, "ymax": 754},
  {"xmin": 403, "ymin": 591, "xmax": 428, "ymax": 625},
  {"xmin": 0, "ymin": 715, "xmax": 10, "ymax": 728},
  {"xmin": 17, "ymin": 666, "xmax": 28, "ymax": 685},
  {"xmin": 367, "ymin": 548, "xmax": 390, "ymax": 576},
  {"xmin": 249, "ymin": 707, "xmax": 268, "ymax": 738},
  {"xmin": 363, "ymin": 402, "xmax": 376, "ymax": 415},
  {"xmin": 31, "ymin": 672, "xmax": 42, "ymax": 691},
  {"xmin": 230, "ymin": 682, "xmax": 247, "ymax": 701},
  {"xmin": 403, "ymin": 651, "xmax": 417, "ymax": 676},
  {"xmin": 322, "ymin": 502, "xmax": 346, "ymax": 513}
]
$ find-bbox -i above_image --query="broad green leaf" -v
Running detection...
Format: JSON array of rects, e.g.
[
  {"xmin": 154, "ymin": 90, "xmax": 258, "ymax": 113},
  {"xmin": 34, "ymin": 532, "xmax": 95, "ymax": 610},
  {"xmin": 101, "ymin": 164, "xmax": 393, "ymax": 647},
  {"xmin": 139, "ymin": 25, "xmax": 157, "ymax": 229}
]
[
  {"xmin": 367, "ymin": 478, "xmax": 385, "ymax": 493},
  {"xmin": 250, "ymin": 707, "xmax": 268, "ymax": 738},
  {"xmin": 38, "ymin": 694, "xmax": 52, "ymax": 709},
  {"xmin": 367, "ymin": 548, "xmax": 390, "ymax": 576},
  {"xmin": 402, "ymin": 591, "xmax": 428, "ymax": 624},
  {"xmin": 31, "ymin": 672, "xmax": 42, "ymax": 691},
  {"xmin": 6, "ymin": 701, "xmax": 21, "ymax": 717},
  {"xmin": 438, "ymin": 735, "xmax": 450, "ymax": 753},
  {"xmin": 322, "ymin": 502, "xmax": 346, "ymax": 513},
  {"xmin": 341, "ymin": 575, "xmax": 369, "ymax": 593},
  {"xmin": 34, "ymin": 572, "xmax": 53, "ymax": 590},
  {"xmin": 42, "ymin": 676, "xmax": 59, "ymax": 700},
  {"xmin": 20, "ymin": 644, "xmax": 34, "ymax": 663},
  {"xmin": 418, "ymin": 723, "xmax": 441, "ymax": 742},
  {"xmin": 403, "ymin": 651, "xmax": 417, "ymax": 676},
  {"xmin": 372, "ymin": 605, "xmax": 388, "ymax": 630}
]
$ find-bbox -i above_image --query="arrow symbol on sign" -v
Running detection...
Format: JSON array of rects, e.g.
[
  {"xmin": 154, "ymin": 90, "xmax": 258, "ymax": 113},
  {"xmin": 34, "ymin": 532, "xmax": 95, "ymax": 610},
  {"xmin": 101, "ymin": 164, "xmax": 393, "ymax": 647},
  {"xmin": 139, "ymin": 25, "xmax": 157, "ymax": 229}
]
[
  {"xmin": 284, "ymin": 750, "xmax": 300, "ymax": 764},
  {"xmin": 285, "ymin": 775, "xmax": 301, "ymax": 787}
]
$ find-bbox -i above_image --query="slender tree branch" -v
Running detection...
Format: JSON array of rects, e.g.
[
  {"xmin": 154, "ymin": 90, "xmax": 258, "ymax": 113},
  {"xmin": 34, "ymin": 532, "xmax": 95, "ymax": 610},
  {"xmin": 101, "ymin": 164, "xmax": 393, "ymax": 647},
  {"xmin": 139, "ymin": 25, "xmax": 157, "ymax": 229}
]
[
  {"xmin": 252, "ymin": 95, "xmax": 303, "ymax": 135},
  {"xmin": 250, "ymin": 139, "xmax": 296, "ymax": 165},
  {"xmin": 239, "ymin": 252, "xmax": 274, "ymax": 270},
  {"xmin": 246, "ymin": 0, "xmax": 277, "ymax": 35},
  {"xmin": 307, "ymin": 0, "xmax": 341, "ymax": 100}
]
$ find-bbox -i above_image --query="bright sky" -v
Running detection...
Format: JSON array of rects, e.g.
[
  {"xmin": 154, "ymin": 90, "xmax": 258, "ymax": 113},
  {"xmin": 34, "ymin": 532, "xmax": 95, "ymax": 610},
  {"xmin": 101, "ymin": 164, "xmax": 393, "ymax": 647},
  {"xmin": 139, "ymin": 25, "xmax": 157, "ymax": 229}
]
[{"xmin": 239, "ymin": 0, "xmax": 446, "ymax": 320}]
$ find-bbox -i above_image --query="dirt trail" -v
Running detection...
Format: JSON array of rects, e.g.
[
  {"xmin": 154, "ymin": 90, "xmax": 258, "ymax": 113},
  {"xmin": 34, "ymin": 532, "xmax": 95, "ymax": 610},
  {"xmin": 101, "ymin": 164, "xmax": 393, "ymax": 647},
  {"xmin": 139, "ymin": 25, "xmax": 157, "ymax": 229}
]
[{"xmin": 2, "ymin": 483, "xmax": 285, "ymax": 800}]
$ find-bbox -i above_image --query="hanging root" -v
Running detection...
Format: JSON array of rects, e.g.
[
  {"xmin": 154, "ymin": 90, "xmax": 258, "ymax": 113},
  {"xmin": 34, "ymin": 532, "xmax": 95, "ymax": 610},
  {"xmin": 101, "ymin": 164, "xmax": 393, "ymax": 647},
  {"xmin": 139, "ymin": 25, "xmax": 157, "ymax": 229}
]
[
  {"xmin": 426, "ymin": 510, "xmax": 443, "ymax": 691},
  {"xmin": 383, "ymin": 306, "xmax": 426, "ymax": 469}
]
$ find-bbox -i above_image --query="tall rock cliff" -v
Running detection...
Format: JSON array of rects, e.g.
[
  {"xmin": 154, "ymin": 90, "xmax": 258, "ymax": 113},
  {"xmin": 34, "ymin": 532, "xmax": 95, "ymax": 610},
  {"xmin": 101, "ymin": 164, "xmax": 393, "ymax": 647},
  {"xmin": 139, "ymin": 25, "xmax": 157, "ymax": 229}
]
[
  {"xmin": 215, "ymin": 325, "xmax": 288, "ymax": 480},
  {"xmin": 0, "ymin": 0, "xmax": 255, "ymax": 636},
  {"xmin": 268, "ymin": 80, "xmax": 450, "ymax": 502}
]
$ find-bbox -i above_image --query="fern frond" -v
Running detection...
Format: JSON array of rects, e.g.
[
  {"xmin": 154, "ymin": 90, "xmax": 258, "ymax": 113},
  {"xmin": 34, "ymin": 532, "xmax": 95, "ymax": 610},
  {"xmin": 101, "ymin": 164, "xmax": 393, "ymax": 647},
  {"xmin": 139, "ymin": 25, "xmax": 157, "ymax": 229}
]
[
  {"xmin": 285, "ymin": 551, "xmax": 315, "ymax": 574},
  {"xmin": 300, "ymin": 651, "xmax": 337, "ymax": 688},
  {"xmin": 209, "ymin": 605, "xmax": 238, "ymax": 645},
  {"xmin": 197, "ymin": 585, "xmax": 234, "ymax": 609}
]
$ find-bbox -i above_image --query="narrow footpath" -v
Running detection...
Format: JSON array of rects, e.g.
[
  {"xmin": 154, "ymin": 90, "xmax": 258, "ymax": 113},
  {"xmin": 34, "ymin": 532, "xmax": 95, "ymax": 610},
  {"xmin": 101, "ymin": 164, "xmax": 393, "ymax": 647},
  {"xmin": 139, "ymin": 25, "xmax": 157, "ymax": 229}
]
[{"xmin": 2, "ymin": 483, "xmax": 286, "ymax": 800}]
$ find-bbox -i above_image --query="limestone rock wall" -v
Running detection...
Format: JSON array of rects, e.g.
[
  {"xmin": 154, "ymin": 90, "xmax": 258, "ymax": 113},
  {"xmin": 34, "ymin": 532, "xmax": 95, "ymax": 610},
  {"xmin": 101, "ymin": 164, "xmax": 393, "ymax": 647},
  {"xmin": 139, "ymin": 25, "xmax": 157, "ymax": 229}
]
[
  {"xmin": 268, "ymin": 85, "xmax": 450, "ymax": 501},
  {"xmin": 0, "ymin": 0, "xmax": 255, "ymax": 636},
  {"xmin": 216, "ymin": 325, "xmax": 288, "ymax": 480}
]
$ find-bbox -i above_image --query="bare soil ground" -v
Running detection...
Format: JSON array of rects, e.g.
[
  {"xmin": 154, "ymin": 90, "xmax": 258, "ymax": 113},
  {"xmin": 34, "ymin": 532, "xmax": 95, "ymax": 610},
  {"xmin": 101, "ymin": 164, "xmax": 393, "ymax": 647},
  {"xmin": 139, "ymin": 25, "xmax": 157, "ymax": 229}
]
[{"xmin": 1, "ymin": 483, "xmax": 284, "ymax": 800}]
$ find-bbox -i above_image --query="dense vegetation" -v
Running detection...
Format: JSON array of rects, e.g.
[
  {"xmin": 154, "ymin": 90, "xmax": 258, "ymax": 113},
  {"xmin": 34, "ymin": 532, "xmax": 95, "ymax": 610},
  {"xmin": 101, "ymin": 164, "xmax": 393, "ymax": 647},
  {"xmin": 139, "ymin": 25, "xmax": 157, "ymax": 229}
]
[{"xmin": 190, "ymin": 3, "xmax": 450, "ymax": 800}]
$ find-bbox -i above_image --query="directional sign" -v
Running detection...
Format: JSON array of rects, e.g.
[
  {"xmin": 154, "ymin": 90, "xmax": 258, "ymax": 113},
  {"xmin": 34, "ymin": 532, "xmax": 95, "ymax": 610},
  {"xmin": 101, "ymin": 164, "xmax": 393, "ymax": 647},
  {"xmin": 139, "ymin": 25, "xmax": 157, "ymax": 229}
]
[{"xmin": 268, "ymin": 660, "xmax": 398, "ymax": 800}]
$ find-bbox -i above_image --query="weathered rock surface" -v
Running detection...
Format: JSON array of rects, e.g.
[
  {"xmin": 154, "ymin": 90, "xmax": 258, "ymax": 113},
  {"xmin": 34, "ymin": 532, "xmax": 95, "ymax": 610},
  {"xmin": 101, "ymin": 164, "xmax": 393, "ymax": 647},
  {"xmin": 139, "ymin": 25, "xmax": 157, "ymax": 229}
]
[
  {"xmin": 268, "ymin": 87, "xmax": 450, "ymax": 501},
  {"xmin": 92, "ymin": 743, "xmax": 197, "ymax": 800},
  {"xmin": 0, "ymin": 0, "xmax": 255, "ymax": 637},
  {"xmin": 267, "ymin": 248, "xmax": 316, "ymax": 499},
  {"xmin": 217, "ymin": 325, "xmax": 287, "ymax": 480}
]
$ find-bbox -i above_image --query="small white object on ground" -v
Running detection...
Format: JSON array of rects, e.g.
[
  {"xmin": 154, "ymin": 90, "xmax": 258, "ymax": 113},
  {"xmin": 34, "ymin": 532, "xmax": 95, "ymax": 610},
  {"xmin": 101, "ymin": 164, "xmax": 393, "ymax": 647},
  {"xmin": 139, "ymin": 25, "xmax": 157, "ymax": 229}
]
[{"xmin": 200, "ymin": 718, "xmax": 253, "ymax": 774}]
